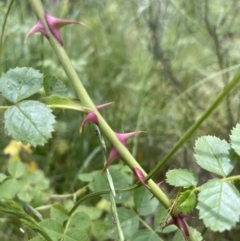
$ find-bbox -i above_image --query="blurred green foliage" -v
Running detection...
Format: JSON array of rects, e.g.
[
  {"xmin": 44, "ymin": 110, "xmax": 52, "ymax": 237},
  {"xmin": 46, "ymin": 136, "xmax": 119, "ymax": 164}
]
[{"xmin": 1, "ymin": 0, "xmax": 240, "ymax": 240}]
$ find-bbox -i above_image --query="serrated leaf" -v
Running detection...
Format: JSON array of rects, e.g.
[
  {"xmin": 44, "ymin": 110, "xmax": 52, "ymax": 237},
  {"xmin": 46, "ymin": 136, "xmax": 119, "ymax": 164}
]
[
  {"xmin": 166, "ymin": 169, "xmax": 198, "ymax": 187},
  {"xmin": 69, "ymin": 211, "xmax": 91, "ymax": 230},
  {"xmin": 134, "ymin": 186, "xmax": 159, "ymax": 215},
  {"xmin": 194, "ymin": 136, "xmax": 234, "ymax": 177},
  {"xmin": 176, "ymin": 190, "xmax": 196, "ymax": 213},
  {"xmin": 105, "ymin": 207, "xmax": 139, "ymax": 239},
  {"xmin": 0, "ymin": 67, "xmax": 42, "ymax": 103},
  {"xmin": 4, "ymin": 100, "xmax": 55, "ymax": 146},
  {"xmin": 197, "ymin": 179, "xmax": 240, "ymax": 231},
  {"xmin": 43, "ymin": 74, "xmax": 68, "ymax": 97},
  {"xmin": 131, "ymin": 230, "xmax": 163, "ymax": 241},
  {"xmin": 45, "ymin": 95, "xmax": 86, "ymax": 112},
  {"xmin": 28, "ymin": 236, "xmax": 46, "ymax": 241},
  {"xmin": 188, "ymin": 227, "xmax": 203, "ymax": 241},
  {"xmin": 0, "ymin": 173, "xmax": 7, "ymax": 183},
  {"xmin": 63, "ymin": 228, "xmax": 89, "ymax": 241},
  {"xmin": 51, "ymin": 204, "xmax": 69, "ymax": 223},
  {"xmin": 0, "ymin": 178, "xmax": 21, "ymax": 198},
  {"xmin": 230, "ymin": 123, "xmax": 240, "ymax": 156},
  {"xmin": 40, "ymin": 219, "xmax": 63, "ymax": 240},
  {"xmin": 8, "ymin": 161, "xmax": 27, "ymax": 178}
]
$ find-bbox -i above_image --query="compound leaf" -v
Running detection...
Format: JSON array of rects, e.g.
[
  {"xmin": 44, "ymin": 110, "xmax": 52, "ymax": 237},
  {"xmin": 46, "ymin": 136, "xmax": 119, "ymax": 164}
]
[
  {"xmin": 197, "ymin": 179, "xmax": 240, "ymax": 231},
  {"xmin": 0, "ymin": 67, "xmax": 42, "ymax": 103},
  {"xmin": 194, "ymin": 136, "xmax": 234, "ymax": 177},
  {"xmin": 4, "ymin": 100, "xmax": 55, "ymax": 146},
  {"xmin": 166, "ymin": 169, "xmax": 198, "ymax": 187}
]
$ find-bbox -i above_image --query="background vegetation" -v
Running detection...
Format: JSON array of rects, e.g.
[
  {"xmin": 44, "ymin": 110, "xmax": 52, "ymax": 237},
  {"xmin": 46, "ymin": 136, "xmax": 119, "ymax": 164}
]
[{"xmin": 0, "ymin": 0, "xmax": 240, "ymax": 240}]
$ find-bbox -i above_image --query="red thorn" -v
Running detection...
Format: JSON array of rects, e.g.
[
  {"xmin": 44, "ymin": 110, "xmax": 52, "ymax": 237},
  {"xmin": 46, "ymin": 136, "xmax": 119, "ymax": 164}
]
[
  {"xmin": 102, "ymin": 131, "xmax": 144, "ymax": 173},
  {"xmin": 80, "ymin": 103, "xmax": 112, "ymax": 133},
  {"xmin": 162, "ymin": 213, "xmax": 190, "ymax": 241},
  {"xmin": 25, "ymin": 12, "xmax": 85, "ymax": 45},
  {"xmin": 133, "ymin": 167, "xmax": 149, "ymax": 188}
]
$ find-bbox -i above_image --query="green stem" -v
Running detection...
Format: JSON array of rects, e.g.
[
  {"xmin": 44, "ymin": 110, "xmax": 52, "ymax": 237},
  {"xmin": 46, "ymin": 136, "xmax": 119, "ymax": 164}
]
[
  {"xmin": 223, "ymin": 175, "xmax": 240, "ymax": 182},
  {"xmin": 28, "ymin": 0, "xmax": 170, "ymax": 211},
  {"xmin": 0, "ymin": 0, "xmax": 15, "ymax": 75},
  {"xmin": 49, "ymin": 186, "xmax": 87, "ymax": 199},
  {"xmin": 146, "ymin": 71, "xmax": 240, "ymax": 181}
]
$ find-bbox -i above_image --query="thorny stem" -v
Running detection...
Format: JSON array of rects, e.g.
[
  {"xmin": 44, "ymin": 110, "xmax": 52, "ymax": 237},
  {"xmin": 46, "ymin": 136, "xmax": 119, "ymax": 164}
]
[
  {"xmin": 28, "ymin": 0, "xmax": 170, "ymax": 211},
  {"xmin": 26, "ymin": 1, "xmax": 240, "ymax": 240}
]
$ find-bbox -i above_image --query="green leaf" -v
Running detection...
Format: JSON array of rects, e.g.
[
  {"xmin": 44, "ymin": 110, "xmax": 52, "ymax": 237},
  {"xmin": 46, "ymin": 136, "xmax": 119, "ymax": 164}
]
[
  {"xmin": 105, "ymin": 207, "xmax": 139, "ymax": 239},
  {"xmin": 131, "ymin": 230, "xmax": 163, "ymax": 241},
  {"xmin": 91, "ymin": 220, "xmax": 107, "ymax": 241},
  {"xmin": 17, "ymin": 184, "xmax": 33, "ymax": 202},
  {"xmin": 8, "ymin": 161, "xmax": 27, "ymax": 178},
  {"xmin": 68, "ymin": 211, "xmax": 91, "ymax": 230},
  {"xmin": 51, "ymin": 204, "xmax": 69, "ymax": 223},
  {"xmin": 0, "ymin": 178, "xmax": 21, "ymax": 198},
  {"xmin": 194, "ymin": 136, "xmax": 234, "ymax": 177},
  {"xmin": 134, "ymin": 186, "xmax": 159, "ymax": 215},
  {"xmin": 45, "ymin": 95, "xmax": 86, "ymax": 112},
  {"xmin": 28, "ymin": 236, "xmax": 46, "ymax": 241},
  {"xmin": 188, "ymin": 227, "xmax": 203, "ymax": 241},
  {"xmin": 0, "ymin": 173, "xmax": 7, "ymax": 183},
  {"xmin": 4, "ymin": 100, "xmax": 55, "ymax": 146},
  {"xmin": 197, "ymin": 179, "xmax": 240, "ymax": 231},
  {"xmin": 89, "ymin": 169, "xmax": 131, "ymax": 203},
  {"xmin": 28, "ymin": 170, "xmax": 50, "ymax": 190},
  {"xmin": 75, "ymin": 205, "xmax": 102, "ymax": 220},
  {"xmin": 230, "ymin": 123, "xmax": 240, "ymax": 156},
  {"xmin": 0, "ymin": 67, "xmax": 42, "ymax": 103},
  {"xmin": 172, "ymin": 230, "xmax": 185, "ymax": 241},
  {"xmin": 63, "ymin": 228, "xmax": 89, "ymax": 241},
  {"xmin": 43, "ymin": 74, "xmax": 68, "ymax": 97},
  {"xmin": 78, "ymin": 171, "xmax": 99, "ymax": 183},
  {"xmin": 40, "ymin": 219, "xmax": 63, "ymax": 240},
  {"xmin": 176, "ymin": 190, "xmax": 196, "ymax": 213},
  {"xmin": 166, "ymin": 169, "xmax": 198, "ymax": 187}
]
